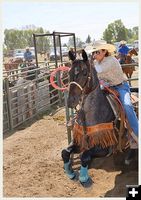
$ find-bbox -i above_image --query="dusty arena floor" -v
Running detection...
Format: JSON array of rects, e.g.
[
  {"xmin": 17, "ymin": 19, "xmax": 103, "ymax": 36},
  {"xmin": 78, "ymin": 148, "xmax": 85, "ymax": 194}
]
[{"xmin": 3, "ymin": 107, "xmax": 138, "ymax": 198}]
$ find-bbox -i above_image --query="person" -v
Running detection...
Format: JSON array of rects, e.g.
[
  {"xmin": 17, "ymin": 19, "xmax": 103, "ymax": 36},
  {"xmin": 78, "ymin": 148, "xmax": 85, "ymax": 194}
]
[
  {"xmin": 118, "ymin": 40, "xmax": 130, "ymax": 64},
  {"xmin": 90, "ymin": 42, "xmax": 138, "ymax": 164},
  {"xmin": 24, "ymin": 46, "xmax": 33, "ymax": 62}
]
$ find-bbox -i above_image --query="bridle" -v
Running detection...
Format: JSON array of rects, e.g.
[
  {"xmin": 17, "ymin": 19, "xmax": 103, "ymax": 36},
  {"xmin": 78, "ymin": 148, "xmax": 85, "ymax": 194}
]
[
  {"xmin": 68, "ymin": 73, "xmax": 99, "ymax": 95},
  {"xmin": 68, "ymin": 60, "xmax": 91, "ymax": 94},
  {"xmin": 68, "ymin": 75, "xmax": 91, "ymax": 93}
]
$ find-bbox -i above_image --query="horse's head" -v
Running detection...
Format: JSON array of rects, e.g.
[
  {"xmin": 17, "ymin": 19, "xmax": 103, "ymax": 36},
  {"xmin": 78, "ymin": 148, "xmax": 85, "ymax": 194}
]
[
  {"xmin": 128, "ymin": 48, "xmax": 138, "ymax": 56},
  {"xmin": 67, "ymin": 50, "xmax": 91, "ymax": 108}
]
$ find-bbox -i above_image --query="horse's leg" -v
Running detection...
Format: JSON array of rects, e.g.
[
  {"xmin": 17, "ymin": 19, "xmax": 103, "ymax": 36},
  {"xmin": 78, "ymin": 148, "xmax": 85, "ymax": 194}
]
[
  {"xmin": 129, "ymin": 70, "xmax": 132, "ymax": 86},
  {"xmin": 79, "ymin": 149, "xmax": 92, "ymax": 183},
  {"xmin": 79, "ymin": 146, "xmax": 110, "ymax": 184},
  {"xmin": 128, "ymin": 72, "xmax": 132, "ymax": 86},
  {"xmin": 61, "ymin": 143, "xmax": 77, "ymax": 179}
]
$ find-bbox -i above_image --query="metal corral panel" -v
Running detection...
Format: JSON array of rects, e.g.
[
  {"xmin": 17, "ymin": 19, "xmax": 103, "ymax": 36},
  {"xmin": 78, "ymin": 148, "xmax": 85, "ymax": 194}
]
[
  {"xmin": 3, "ymin": 62, "xmax": 67, "ymax": 132},
  {"xmin": 37, "ymin": 80, "xmax": 50, "ymax": 112},
  {"xmin": 10, "ymin": 82, "xmax": 37, "ymax": 128},
  {"xmin": 3, "ymin": 93, "xmax": 10, "ymax": 132}
]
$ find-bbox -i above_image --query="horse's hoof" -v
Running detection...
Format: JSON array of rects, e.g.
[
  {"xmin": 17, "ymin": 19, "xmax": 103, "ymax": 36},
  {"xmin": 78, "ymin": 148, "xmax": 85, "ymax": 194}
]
[
  {"xmin": 79, "ymin": 177, "xmax": 93, "ymax": 188},
  {"xmin": 124, "ymin": 149, "xmax": 137, "ymax": 165},
  {"xmin": 72, "ymin": 171, "xmax": 79, "ymax": 181},
  {"xmin": 68, "ymin": 171, "xmax": 79, "ymax": 181}
]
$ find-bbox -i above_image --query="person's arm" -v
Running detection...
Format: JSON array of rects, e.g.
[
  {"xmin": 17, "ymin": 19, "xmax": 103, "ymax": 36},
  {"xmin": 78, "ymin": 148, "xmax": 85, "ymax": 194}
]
[
  {"xmin": 118, "ymin": 47, "xmax": 122, "ymax": 54},
  {"xmin": 29, "ymin": 51, "xmax": 33, "ymax": 59},
  {"xmin": 126, "ymin": 46, "xmax": 130, "ymax": 53},
  {"xmin": 100, "ymin": 56, "xmax": 121, "ymax": 73}
]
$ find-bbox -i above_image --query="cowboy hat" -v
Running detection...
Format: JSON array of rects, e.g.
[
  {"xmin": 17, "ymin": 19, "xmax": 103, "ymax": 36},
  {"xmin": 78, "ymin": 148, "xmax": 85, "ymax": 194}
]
[
  {"xmin": 94, "ymin": 40, "xmax": 107, "ymax": 45},
  {"xmin": 89, "ymin": 43, "xmax": 116, "ymax": 54},
  {"xmin": 120, "ymin": 40, "xmax": 127, "ymax": 45}
]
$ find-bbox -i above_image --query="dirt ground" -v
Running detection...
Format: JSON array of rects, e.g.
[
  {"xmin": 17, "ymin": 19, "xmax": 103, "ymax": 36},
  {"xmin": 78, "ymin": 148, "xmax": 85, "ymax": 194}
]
[{"xmin": 3, "ymin": 107, "xmax": 138, "ymax": 198}]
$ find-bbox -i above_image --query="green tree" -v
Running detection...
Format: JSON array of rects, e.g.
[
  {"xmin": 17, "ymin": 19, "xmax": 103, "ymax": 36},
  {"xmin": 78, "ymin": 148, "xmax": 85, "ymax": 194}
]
[
  {"xmin": 4, "ymin": 29, "xmax": 25, "ymax": 50},
  {"xmin": 76, "ymin": 37, "xmax": 83, "ymax": 48},
  {"xmin": 86, "ymin": 35, "xmax": 91, "ymax": 43},
  {"xmin": 132, "ymin": 26, "xmax": 138, "ymax": 38},
  {"xmin": 67, "ymin": 36, "xmax": 83, "ymax": 48},
  {"xmin": 67, "ymin": 36, "xmax": 75, "ymax": 47},
  {"xmin": 103, "ymin": 19, "xmax": 128, "ymax": 43},
  {"xmin": 4, "ymin": 27, "xmax": 51, "ymax": 52},
  {"xmin": 126, "ymin": 28, "xmax": 133, "ymax": 43},
  {"xmin": 126, "ymin": 26, "xmax": 138, "ymax": 43}
]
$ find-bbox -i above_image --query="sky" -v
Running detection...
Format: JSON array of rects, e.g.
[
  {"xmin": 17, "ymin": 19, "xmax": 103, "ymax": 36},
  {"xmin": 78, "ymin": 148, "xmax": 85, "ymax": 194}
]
[{"xmin": 2, "ymin": 1, "xmax": 139, "ymax": 42}]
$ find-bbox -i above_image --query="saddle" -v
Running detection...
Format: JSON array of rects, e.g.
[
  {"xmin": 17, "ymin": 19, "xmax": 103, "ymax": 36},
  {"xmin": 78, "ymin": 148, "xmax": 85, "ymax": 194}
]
[
  {"xmin": 103, "ymin": 86, "xmax": 138, "ymax": 152},
  {"xmin": 104, "ymin": 87, "xmax": 127, "ymax": 151}
]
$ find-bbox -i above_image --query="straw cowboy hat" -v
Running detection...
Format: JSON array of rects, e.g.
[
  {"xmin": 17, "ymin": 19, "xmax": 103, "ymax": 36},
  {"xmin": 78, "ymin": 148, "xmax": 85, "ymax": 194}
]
[
  {"xmin": 89, "ymin": 42, "xmax": 116, "ymax": 54},
  {"xmin": 120, "ymin": 40, "xmax": 127, "ymax": 45},
  {"xmin": 94, "ymin": 40, "xmax": 107, "ymax": 45},
  {"xmin": 26, "ymin": 46, "xmax": 30, "ymax": 50}
]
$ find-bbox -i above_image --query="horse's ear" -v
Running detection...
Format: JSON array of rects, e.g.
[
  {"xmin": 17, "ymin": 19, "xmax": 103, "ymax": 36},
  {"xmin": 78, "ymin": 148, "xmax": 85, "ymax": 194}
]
[
  {"xmin": 68, "ymin": 51, "xmax": 76, "ymax": 61},
  {"xmin": 82, "ymin": 49, "xmax": 88, "ymax": 61}
]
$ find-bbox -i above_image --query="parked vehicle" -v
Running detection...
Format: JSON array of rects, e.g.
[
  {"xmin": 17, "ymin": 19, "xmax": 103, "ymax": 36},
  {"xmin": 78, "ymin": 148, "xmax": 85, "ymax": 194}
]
[
  {"xmin": 14, "ymin": 48, "xmax": 35, "ymax": 60},
  {"xmin": 14, "ymin": 52, "xmax": 24, "ymax": 59},
  {"xmin": 62, "ymin": 47, "xmax": 68, "ymax": 56},
  {"xmin": 50, "ymin": 51, "xmax": 60, "ymax": 61}
]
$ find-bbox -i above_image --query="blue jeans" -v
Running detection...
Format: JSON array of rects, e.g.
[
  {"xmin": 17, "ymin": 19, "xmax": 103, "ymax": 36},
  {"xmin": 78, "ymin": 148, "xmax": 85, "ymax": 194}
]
[{"xmin": 113, "ymin": 82, "xmax": 138, "ymax": 137}]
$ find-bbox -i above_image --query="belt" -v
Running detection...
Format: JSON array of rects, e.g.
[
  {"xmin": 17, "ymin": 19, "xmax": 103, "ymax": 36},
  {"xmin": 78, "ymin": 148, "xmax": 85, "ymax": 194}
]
[
  {"xmin": 115, "ymin": 81, "xmax": 126, "ymax": 87},
  {"xmin": 115, "ymin": 82, "xmax": 123, "ymax": 87}
]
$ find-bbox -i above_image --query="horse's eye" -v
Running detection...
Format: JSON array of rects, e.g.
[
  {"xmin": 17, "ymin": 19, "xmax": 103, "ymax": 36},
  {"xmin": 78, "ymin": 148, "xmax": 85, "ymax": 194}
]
[
  {"xmin": 83, "ymin": 68, "xmax": 87, "ymax": 76},
  {"xmin": 74, "ymin": 67, "xmax": 79, "ymax": 75}
]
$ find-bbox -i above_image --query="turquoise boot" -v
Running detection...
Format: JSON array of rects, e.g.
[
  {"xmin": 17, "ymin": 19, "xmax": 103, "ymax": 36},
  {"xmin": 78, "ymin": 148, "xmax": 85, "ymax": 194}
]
[
  {"xmin": 64, "ymin": 160, "xmax": 76, "ymax": 179},
  {"xmin": 79, "ymin": 165, "xmax": 89, "ymax": 183}
]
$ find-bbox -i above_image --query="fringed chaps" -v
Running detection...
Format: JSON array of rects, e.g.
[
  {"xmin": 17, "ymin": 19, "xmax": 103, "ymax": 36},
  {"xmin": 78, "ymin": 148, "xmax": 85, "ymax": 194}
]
[{"xmin": 73, "ymin": 122, "xmax": 118, "ymax": 152}]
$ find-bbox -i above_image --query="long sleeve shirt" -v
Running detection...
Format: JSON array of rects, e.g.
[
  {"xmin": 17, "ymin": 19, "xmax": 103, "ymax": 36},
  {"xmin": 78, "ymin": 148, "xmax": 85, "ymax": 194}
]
[
  {"xmin": 94, "ymin": 56, "xmax": 127, "ymax": 86},
  {"xmin": 118, "ymin": 45, "xmax": 130, "ymax": 55}
]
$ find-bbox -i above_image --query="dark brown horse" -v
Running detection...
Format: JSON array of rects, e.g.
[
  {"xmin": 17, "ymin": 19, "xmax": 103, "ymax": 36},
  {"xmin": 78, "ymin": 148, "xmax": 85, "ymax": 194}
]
[
  {"xmin": 61, "ymin": 50, "xmax": 131, "ymax": 187},
  {"xmin": 122, "ymin": 48, "xmax": 138, "ymax": 79}
]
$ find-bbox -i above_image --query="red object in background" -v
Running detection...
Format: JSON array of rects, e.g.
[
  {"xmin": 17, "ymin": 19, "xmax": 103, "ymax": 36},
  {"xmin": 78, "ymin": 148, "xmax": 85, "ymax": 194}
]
[{"xmin": 50, "ymin": 66, "xmax": 70, "ymax": 91}]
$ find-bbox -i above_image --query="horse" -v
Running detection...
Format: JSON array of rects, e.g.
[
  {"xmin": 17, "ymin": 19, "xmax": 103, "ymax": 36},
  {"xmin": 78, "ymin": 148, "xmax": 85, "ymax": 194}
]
[
  {"xmin": 61, "ymin": 50, "xmax": 135, "ymax": 187},
  {"xmin": 121, "ymin": 48, "xmax": 138, "ymax": 80},
  {"xmin": 4, "ymin": 58, "xmax": 23, "ymax": 80}
]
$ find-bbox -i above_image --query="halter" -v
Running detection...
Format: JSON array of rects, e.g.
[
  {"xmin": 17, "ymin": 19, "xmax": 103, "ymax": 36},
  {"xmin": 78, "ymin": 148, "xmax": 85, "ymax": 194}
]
[
  {"xmin": 68, "ymin": 74, "xmax": 92, "ymax": 92},
  {"xmin": 68, "ymin": 81, "xmax": 83, "ymax": 91},
  {"xmin": 68, "ymin": 76, "xmax": 99, "ymax": 96}
]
